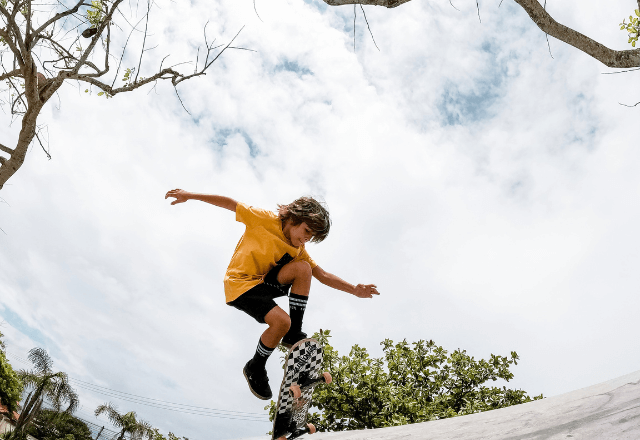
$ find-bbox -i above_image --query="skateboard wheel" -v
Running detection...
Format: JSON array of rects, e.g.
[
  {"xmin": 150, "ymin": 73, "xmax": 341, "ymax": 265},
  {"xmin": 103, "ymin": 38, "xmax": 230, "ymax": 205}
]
[
  {"xmin": 323, "ymin": 372, "xmax": 332, "ymax": 384},
  {"xmin": 289, "ymin": 384, "xmax": 302, "ymax": 399},
  {"xmin": 307, "ymin": 423, "xmax": 316, "ymax": 434}
]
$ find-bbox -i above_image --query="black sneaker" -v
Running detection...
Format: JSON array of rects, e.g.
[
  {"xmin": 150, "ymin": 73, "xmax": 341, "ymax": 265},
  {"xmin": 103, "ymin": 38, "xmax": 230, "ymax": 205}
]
[
  {"xmin": 281, "ymin": 330, "xmax": 307, "ymax": 349},
  {"xmin": 243, "ymin": 361, "xmax": 272, "ymax": 400}
]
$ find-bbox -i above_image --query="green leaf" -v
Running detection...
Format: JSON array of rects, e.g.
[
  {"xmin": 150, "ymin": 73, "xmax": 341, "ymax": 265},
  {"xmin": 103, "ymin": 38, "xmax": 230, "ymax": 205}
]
[
  {"xmin": 298, "ymin": 329, "xmax": 540, "ymax": 434},
  {"xmin": 97, "ymin": 92, "xmax": 104, "ymax": 96}
]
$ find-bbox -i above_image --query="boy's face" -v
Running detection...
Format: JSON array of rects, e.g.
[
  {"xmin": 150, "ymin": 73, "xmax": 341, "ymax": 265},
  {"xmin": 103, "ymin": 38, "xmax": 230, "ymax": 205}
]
[{"xmin": 285, "ymin": 221, "xmax": 314, "ymax": 247}]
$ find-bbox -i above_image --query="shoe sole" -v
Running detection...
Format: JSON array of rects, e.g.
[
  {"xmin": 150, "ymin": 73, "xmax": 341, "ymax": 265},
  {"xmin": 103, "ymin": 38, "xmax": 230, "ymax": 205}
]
[
  {"xmin": 243, "ymin": 367, "xmax": 272, "ymax": 401},
  {"xmin": 281, "ymin": 336, "xmax": 307, "ymax": 350}
]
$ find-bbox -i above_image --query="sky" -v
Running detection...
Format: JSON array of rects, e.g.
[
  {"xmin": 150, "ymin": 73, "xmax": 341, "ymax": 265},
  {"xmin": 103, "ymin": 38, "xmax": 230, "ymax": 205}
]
[{"xmin": 1, "ymin": 0, "xmax": 639, "ymax": 439}]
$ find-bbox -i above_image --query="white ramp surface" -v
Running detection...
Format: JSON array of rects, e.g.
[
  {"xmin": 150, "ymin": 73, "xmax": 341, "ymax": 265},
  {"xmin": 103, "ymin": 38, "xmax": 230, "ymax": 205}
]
[{"xmin": 313, "ymin": 370, "xmax": 640, "ymax": 440}]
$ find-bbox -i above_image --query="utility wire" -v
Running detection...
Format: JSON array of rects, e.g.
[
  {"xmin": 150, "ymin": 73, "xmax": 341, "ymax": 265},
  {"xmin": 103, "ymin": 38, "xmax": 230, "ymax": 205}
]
[
  {"xmin": 6, "ymin": 351, "xmax": 269, "ymax": 422},
  {"xmin": 69, "ymin": 378, "xmax": 267, "ymax": 420}
]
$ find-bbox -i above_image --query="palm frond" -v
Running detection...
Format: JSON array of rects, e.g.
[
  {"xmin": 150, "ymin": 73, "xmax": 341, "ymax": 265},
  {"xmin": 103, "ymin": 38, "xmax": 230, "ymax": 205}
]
[
  {"xmin": 95, "ymin": 402, "xmax": 123, "ymax": 427},
  {"xmin": 49, "ymin": 372, "xmax": 79, "ymax": 413},
  {"xmin": 27, "ymin": 348, "xmax": 53, "ymax": 375}
]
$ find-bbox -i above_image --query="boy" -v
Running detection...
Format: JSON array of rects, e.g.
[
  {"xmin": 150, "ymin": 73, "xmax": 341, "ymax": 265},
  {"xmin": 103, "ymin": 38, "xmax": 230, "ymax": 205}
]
[{"xmin": 165, "ymin": 189, "xmax": 379, "ymax": 400}]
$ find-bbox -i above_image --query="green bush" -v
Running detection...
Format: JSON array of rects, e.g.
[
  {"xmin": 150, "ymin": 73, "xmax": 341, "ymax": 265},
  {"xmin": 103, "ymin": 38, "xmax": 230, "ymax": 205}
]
[
  {"xmin": 0, "ymin": 349, "xmax": 23, "ymax": 417},
  {"xmin": 26, "ymin": 409, "xmax": 93, "ymax": 440},
  {"xmin": 267, "ymin": 330, "xmax": 542, "ymax": 432}
]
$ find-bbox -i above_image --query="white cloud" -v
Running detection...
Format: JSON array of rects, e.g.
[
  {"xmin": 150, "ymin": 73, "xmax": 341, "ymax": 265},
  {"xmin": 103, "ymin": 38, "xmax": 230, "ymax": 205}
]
[{"xmin": 1, "ymin": 0, "xmax": 640, "ymax": 439}]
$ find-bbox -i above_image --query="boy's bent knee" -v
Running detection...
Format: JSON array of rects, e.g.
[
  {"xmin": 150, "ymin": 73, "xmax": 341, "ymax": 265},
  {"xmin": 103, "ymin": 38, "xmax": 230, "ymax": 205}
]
[
  {"xmin": 291, "ymin": 260, "xmax": 312, "ymax": 277},
  {"xmin": 265, "ymin": 307, "xmax": 291, "ymax": 332},
  {"xmin": 277, "ymin": 260, "xmax": 312, "ymax": 285},
  {"xmin": 272, "ymin": 317, "xmax": 291, "ymax": 336}
]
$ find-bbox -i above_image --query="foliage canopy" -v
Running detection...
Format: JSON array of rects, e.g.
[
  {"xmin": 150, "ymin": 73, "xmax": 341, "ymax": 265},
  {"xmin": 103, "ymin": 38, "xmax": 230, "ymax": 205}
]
[
  {"xmin": 267, "ymin": 330, "xmax": 542, "ymax": 432},
  {"xmin": 25, "ymin": 409, "xmax": 93, "ymax": 440},
  {"xmin": 3, "ymin": 348, "xmax": 79, "ymax": 440},
  {"xmin": 0, "ymin": 339, "xmax": 23, "ymax": 417}
]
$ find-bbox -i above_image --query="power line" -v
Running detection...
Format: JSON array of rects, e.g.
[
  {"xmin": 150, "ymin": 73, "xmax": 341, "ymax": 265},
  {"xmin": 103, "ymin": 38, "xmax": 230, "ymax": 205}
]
[
  {"xmin": 5, "ymin": 351, "xmax": 269, "ymax": 423},
  {"xmin": 69, "ymin": 378, "xmax": 266, "ymax": 420}
]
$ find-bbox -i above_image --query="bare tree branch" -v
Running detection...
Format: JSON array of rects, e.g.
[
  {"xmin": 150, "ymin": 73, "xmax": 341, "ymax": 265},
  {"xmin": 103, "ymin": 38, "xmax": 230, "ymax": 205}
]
[
  {"xmin": 0, "ymin": 26, "xmax": 26, "ymax": 67},
  {"xmin": 133, "ymin": 0, "xmax": 151, "ymax": 83},
  {"xmin": 322, "ymin": 0, "xmax": 640, "ymax": 68},
  {"xmin": 253, "ymin": 0, "xmax": 263, "ymax": 22},
  {"xmin": 543, "ymin": 0, "xmax": 553, "ymax": 59},
  {"xmin": 73, "ymin": 0, "xmax": 126, "ymax": 76},
  {"xmin": 110, "ymin": 8, "xmax": 147, "ymax": 88},
  {"xmin": 513, "ymin": 0, "xmax": 639, "ymax": 68},
  {"xmin": 0, "ymin": 143, "xmax": 14, "ymax": 155},
  {"xmin": 0, "ymin": 4, "xmax": 28, "ymax": 63},
  {"xmin": 0, "ymin": 0, "xmax": 244, "ymax": 190},
  {"xmin": 0, "ymin": 67, "xmax": 22, "ymax": 80},
  {"xmin": 31, "ymin": 0, "xmax": 85, "ymax": 38},
  {"xmin": 322, "ymin": 0, "xmax": 410, "ymax": 7},
  {"xmin": 34, "ymin": 129, "xmax": 50, "ymax": 159},
  {"xmin": 76, "ymin": 66, "xmax": 180, "ymax": 95},
  {"xmin": 602, "ymin": 67, "xmax": 640, "ymax": 74},
  {"xmin": 360, "ymin": 4, "xmax": 379, "ymax": 51}
]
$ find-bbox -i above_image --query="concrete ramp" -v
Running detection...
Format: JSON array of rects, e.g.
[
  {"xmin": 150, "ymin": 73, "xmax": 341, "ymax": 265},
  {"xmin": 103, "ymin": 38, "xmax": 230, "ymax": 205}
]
[{"xmin": 313, "ymin": 370, "xmax": 640, "ymax": 440}]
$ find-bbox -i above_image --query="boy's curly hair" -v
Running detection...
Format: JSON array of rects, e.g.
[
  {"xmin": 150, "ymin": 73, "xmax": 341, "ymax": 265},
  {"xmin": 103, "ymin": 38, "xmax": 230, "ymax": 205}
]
[{"xmin": 278, "ymin": 196, "xmax": 331, "ymax": 243}]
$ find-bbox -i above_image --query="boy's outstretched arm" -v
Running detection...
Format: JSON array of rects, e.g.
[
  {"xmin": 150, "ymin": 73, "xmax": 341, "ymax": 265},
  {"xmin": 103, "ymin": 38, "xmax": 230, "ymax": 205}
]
[
  {"xmin": 165, "ymin": 189, "xmax": 238, "ymax": 212},
  {"xmin": 312, "ymin": 266, "xmax": 379, "ymax": 299}
]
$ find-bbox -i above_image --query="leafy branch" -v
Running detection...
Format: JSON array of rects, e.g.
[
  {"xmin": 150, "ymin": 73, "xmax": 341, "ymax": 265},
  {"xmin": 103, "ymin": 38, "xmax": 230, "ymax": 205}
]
[{"xmin": 620, "ymin": 8, "xmax": 640, "ymax": 48}]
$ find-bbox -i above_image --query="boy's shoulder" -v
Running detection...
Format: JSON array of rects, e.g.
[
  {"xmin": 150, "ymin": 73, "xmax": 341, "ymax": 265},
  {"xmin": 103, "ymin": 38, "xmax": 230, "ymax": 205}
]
[{"xmin": 237, "ymin": 202, "xmax": 278, "ymax": 225}]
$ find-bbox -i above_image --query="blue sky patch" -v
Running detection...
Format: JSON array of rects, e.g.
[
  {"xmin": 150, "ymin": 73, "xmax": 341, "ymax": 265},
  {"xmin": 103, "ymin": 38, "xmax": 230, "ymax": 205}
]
[
  {"xmin": 563, "ymin": 93, "xmax": 599, "ymax": 152},
  {"xmin": 212, "ymin": 128, "xmax": 260, "ymax": 158},
  {"xmin": 302, "ymin": 0, "xmax": 328, "ymax": 13},
  {"xmin": 438, "ymin": 62, "xmax": 507, "ymax": 126},
  {"xmin": 275, "ymin": 59, "xmax": 313, "ymax": 77},
  {"xmin": 1, "ymin": 307, "xmax": 50, "ymax": 348}
]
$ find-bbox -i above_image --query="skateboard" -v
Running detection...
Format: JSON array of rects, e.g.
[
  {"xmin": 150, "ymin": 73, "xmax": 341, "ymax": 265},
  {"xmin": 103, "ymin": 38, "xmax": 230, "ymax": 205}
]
[{"xmin": 272, "ymin": 338, "xmax": 332, "ymax": 440}]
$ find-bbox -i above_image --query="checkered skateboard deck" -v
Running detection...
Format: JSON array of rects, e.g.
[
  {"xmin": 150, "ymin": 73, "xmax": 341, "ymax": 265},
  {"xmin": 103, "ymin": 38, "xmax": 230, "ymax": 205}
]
[{"xmin": 272, "ymin": 338, "xmax": 331, "ymax": 440}]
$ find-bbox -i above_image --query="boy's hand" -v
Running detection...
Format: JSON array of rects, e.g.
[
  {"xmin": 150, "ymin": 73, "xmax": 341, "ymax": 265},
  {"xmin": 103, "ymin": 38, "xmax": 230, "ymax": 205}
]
[
  {"xmin": 165, "ymin": 189, "xmax": 191, "ymax": 205},
  {"xmin": 353, "ymin": 284, "xmax": 379, "ymax": 299}
]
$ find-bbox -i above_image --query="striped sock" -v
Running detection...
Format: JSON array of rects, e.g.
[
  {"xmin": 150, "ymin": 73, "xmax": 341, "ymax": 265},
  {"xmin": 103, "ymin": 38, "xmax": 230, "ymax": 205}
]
[
  {"xmin": 250, "ymin": 338, "xmax": 274, "ymax": 369},
  {"xmin": 289, "ymin": 293, "xmax": 308, "ymax": 333}
]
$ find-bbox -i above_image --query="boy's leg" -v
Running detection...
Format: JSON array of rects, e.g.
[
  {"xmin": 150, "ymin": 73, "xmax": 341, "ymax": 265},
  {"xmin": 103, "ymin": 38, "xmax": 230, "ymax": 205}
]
[
  {"xmin": 276, "ymin": 261, "xmax": 312, "ymax": 345},
  {"xmin": 276, "ymin": 260, "xmax": 312, "ymax": 296},
  {"xmin": 243, "ymin": 306, "xmax": 291, "ymax": 401},
  {"xmin": 248, "ymin": 306, "xmax": 290, "ymax": 368},
  {"xmin": 262, "ymin": 306, "xmax": 291, "ymax": 348}
]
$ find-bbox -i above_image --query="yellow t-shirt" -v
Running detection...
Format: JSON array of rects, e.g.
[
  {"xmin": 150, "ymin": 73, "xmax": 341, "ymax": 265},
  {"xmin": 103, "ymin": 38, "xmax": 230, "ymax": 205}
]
[{"xmin": 224, "ymin": 202, "xmax": 317, "ymax": 303}]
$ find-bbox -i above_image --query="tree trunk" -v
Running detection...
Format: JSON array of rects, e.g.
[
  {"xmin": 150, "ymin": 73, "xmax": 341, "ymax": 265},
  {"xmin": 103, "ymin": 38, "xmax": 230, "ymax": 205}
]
[{"xmin": 0, "ymin": 105, "xmax": 40, "ymax": 190}]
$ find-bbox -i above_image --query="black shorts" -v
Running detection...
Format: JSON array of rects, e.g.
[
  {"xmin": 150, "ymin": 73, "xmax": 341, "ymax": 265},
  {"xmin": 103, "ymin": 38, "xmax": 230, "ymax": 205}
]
[{"xmin": 227, "ymin": 262, "xmax": 292, "ymax": 324}]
